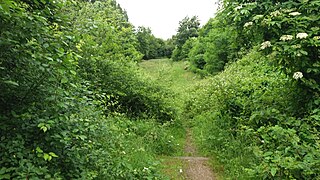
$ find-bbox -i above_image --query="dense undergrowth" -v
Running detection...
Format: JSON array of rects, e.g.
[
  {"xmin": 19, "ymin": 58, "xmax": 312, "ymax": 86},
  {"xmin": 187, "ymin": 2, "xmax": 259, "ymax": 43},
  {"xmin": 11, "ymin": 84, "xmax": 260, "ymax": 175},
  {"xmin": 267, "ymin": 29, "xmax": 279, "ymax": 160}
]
[
  {"xmin": 179, "ymin": 0, "xmax": 320, "ymax": 179},
  {"xmin": 0, "ymin": 0, "xmax": 181, "ymax": 179},
  {"xmin": 186, "ymin": 49, "xmax": 320, "ymax": 179}
]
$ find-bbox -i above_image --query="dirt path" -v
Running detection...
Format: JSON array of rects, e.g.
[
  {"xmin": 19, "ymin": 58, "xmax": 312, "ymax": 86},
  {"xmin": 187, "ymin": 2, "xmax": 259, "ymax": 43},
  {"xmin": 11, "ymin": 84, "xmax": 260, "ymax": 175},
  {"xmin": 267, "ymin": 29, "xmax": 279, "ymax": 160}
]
[
  {"xmin": 176, "ymin": 129, "xmax": 216, "ymax": 180},
  {"xmin": 139, "ymin": 59, "xmax": 216, "ymax": 179}
]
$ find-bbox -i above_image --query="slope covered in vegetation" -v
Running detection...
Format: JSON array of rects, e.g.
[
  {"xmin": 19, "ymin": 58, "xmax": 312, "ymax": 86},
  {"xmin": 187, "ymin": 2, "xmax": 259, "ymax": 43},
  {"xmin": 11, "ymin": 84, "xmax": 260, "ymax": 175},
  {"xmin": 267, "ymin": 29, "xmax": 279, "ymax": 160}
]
[
  {"xmin": 0, "ymin": 0, "xmax": 181, "ymax": 179},
  {"xmin": 1, "ymin": 0, "xmax": 320, "ymax": 179},
  {"xmin": 180, "ymin": 0, "xmax": 320, "ymax": 179}
]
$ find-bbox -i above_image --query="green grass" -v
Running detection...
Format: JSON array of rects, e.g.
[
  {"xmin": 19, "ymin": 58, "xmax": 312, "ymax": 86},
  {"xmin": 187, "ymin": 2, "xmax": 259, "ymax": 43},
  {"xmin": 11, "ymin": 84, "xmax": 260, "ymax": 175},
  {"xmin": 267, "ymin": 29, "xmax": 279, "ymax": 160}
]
[
  {"xmin": 139, "ymin": 59, "xmax": 199, "ymax": 179},
  {"xmin": 139, "ymin": 59, "xmax": 200, "ymax": 111},
  {"xmin": 158, "ymin": 156, "xmax": 187, "ymax": 180}
]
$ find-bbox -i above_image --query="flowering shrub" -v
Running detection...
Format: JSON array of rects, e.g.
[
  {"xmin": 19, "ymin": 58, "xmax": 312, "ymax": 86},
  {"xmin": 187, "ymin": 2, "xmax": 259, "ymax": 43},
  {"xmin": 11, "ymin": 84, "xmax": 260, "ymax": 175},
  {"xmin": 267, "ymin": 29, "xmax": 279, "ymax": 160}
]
[
  {"xmin": 186, "ymin": 49, "xmax": 319, "ymax": 179},
  {"xmin": 187, "ymin": 0, "xmax": 320, "ymax": 179},
  {"xmin": 223, "ymin": 0, "xmax": 320, "ymax": 92}
]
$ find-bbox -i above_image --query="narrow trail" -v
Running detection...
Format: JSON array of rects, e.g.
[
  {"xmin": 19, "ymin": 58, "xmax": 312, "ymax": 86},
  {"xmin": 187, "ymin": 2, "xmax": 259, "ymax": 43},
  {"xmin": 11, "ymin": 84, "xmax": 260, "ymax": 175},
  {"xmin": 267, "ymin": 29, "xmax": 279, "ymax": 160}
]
[
  {"xmin": 176, "ymin": 129, "xmax": 216, "ymax": 180},
  {"xmin": 139, "ymin": 59, "xmax": 217, "ymax": 180}
]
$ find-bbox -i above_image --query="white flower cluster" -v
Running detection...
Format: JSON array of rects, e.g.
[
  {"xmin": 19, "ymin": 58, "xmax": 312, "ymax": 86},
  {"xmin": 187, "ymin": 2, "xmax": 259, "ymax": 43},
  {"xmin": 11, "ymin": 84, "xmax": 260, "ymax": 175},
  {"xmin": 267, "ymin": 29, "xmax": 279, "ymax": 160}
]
[
  {"xmin": 260, "ymin": 41, "xmax": 272, "ymax": 50},
  {"xmin": 289, "ymin": 12, "xmax": 301, "ymax": 16},
  {"xmin": 296, "ymin": 33, "xmax": 308, "ymax": 39},
  {"xmin": 293, "ymin": 72, "xmax": 303, "ymax": 80},
  {"xmin": 244, "ymin": 21, "xmax": 253, "ymax": 27},
  {"xmin": 270, "ymin": 10, "xmax": 281, "ymax": 17},
  {"xmin": 280, "ymin": 35, "xmax": 293, "ymax": 41},
  {"xmin": 314, "ymin": 36, "xmax": 320, "ymax": 40}
]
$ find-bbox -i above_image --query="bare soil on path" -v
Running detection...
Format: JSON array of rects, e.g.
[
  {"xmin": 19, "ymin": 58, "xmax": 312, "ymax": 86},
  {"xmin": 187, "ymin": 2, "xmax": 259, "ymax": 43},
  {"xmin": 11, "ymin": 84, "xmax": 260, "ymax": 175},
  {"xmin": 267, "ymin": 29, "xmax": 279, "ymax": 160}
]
[{"xmin": 176, "ymin": 129, "xmax": 216, "ymax": 180}]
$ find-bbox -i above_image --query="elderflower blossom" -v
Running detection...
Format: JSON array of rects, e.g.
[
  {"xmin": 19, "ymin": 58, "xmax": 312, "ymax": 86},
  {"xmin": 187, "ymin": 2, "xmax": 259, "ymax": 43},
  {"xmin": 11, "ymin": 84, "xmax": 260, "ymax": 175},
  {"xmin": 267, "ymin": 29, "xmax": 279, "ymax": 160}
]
[
  {"xmin": 244, "ymin": 22, "xmax": 253, "ymax": 27},
  {"xmin": 293, "ymin": 72, "xmax": 303, "ymax": 80},
  {"xmin": 270, "ymin": 10, "xmax": 281, "ymax": 17},
  {"xmin": 260, "ymin": 41, "xmax": 272, "ymax": 50},
  {"xmin": 280, "ymin": 35, "xmax": 294, "ymax": 41},
  {"xmin": 289, "ymin": 12, "xmax": 301, "ymax": 16},
  {"xmin": 313, "ymin": 36, "xmax": 320, "ymax": 40},
  {"xmin": 296, "ymin": 33, "xmax": 308, "ymax": 39}
]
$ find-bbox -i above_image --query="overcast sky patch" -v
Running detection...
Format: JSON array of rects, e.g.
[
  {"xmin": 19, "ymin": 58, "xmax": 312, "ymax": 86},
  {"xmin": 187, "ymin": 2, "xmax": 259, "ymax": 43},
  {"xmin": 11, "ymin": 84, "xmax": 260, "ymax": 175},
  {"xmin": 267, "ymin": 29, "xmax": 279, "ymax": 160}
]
[{"xmin": 116, "ymin": 0, "xmax": 219, "ymax": 39}]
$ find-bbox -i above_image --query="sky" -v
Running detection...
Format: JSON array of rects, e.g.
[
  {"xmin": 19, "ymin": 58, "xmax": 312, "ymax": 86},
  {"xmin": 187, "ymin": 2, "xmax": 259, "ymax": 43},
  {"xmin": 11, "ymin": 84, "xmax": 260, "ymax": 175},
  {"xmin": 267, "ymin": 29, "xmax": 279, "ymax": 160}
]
[{"xmin": 116, "ymin": 0, "xmax": 219, "ymax": 40}]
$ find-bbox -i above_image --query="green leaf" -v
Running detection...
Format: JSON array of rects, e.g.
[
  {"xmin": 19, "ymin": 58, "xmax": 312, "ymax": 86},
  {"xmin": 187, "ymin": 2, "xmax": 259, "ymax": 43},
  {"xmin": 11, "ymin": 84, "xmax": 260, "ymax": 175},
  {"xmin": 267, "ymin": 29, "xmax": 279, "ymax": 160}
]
[
  {"xmin": 270, "ymin": 167, "xmax": 277, "ymax": 176},
  {"xmin": 3, "ymin": 80, "xmax": 19, "ymax": 86},
  {"xmin": 41, "ymin": 126, "xmax": 48, "ymax": 132},
  {"xmin": 70, "ymin": 70, "xmax": 77, "ymax": 75},
  {"xmin": 0, "ymin": 174, "xmax": 10, "ymax": 179},
  {"xmin": 49, "ymin": 152, "xmax": 58, "ymax": 158},
  {"xmin": 38, "ymin": 123, "xmax": 48, "ymax": 132},
  {"xmin": 36, "ymin": 147, "xmax": 43, "ymax": 153},
  {"xmin": 61, "ymin": 77, "xmax": 68, "ymax": 83},
  {"xmin": 43, "ymin": 153, "xmax": 50, "ymax": 161}
]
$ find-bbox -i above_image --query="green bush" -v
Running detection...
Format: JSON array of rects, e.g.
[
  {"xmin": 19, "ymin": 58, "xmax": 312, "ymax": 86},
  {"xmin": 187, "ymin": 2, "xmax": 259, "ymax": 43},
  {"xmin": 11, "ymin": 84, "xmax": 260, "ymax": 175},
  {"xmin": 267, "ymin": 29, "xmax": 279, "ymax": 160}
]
[
  {"xmin": 186, "ymin": 49, "xmax": 319, "ymax": 179},
  {"xmin": 0, "ymin": 0, "xmax": 180, "ymax": 179}
]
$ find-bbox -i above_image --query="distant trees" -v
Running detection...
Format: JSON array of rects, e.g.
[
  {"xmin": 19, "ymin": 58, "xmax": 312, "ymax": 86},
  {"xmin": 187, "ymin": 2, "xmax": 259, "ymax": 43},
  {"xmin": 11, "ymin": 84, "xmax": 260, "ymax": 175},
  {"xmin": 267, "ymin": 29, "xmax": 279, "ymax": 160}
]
[
  {"xmin": 172, "ymin": 16, "xmax": 200, "ymax": 61},
  {"xmin": 135, "ymin": 26, "xmax": 170, "ymax": 60}
]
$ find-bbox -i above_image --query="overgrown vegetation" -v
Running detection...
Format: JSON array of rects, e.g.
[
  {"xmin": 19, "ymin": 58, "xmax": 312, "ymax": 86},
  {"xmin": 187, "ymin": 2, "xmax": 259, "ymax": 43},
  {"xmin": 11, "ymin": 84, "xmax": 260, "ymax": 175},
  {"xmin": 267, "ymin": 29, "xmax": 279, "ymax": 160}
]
[
  {"xmin": 135, "ymin": 26, "xmax": 172, "ymax": 60},
  {"xmin": 0, "ymin": 0, "xmax": 181, "ymax": 179},
  {"xmin": 184, "ymin": 0, "xmax": 320, "ymax": 179},
  {"xmin": 172, "ymin": 16, "xmax": 200, "ymax": 61},
  {"xmin": 2, "ymin": 0, "xmax": 320, "ymax": 179}
]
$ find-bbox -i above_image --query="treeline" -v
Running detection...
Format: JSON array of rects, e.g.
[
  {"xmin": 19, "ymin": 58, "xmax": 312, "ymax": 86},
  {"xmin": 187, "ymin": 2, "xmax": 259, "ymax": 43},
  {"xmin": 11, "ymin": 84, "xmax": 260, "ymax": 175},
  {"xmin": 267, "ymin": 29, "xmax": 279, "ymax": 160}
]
[
  {"xmin": 135, "ymin": 26, "xmax": 174, "ymax": 60},
  {"xmin": 0, "ymin": 0, "xmax": 180, "ymax": 179},
  {"xmin": 183, "ymin": 0, "xmax": 320, "ymax": 179}
]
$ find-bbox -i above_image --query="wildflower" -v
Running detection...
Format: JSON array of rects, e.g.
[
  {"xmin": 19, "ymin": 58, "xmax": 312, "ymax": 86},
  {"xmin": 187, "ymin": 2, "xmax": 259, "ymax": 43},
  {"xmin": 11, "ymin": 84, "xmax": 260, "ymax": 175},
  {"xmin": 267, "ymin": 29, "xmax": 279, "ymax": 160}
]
[
  {"xmin": 143, "ymin": 167, "xmax": 149, "ymax": 171},
  {"xmin": 293, "ymin": 72, "xmax": 303, "ymax": 80},
  {"xmin": 244, "ymin": 22, "xmax": 253, "ymax": 27},
  {"xmin": 261, "ymin": 140, "xmax": 265, "ymax": 143},
  {"xmin": 260, "ymin": 41, "xmax": 272, "ymax": 50},
  {"xmin": 270, "ymin": 10, "xmax": 281, "ymax": 17},
  {"xmin": 179, "ymin": 169, "xmax": 183, "ymax": 173},
  {"xmin": 296, "ymin": 33, "xmax": 308, "ymax": 39},
  {"xmin": 280, "ymin": 35, "xmax": 293, "ymax": 41},
  {"xmin": 313, "ymin": 36, "xmax": 320, "ymax": 40},
  {"xmin": 289, "ymin": 12, "xmax": 301, "ymax": 16}
]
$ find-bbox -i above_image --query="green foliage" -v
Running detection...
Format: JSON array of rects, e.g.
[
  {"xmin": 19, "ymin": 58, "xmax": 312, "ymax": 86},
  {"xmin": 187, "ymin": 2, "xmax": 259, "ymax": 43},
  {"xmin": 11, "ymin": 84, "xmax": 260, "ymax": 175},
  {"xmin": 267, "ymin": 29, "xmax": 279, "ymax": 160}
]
[
  {"xmin": 185, "ymin": 0, "xmax": 320, "ymax": 179},
  {"xmin": 135, "ymin": 26, "xmax": 168, "ymax": 60},
  {"xmin": 0, "ymin": 0, "xmax": 180, "ymax": 179},
  {"xmin": 172, "ymin": 16, "xmax": 200, "ymax": 61},
  {"xmin": 186, "ymin": 49, "xmax": 320, "ymax": 179},
  {"xmin": 187, "ymin": 15, "xmax": 241, "ymax": 75},
  {"xmin": 222, "ymin": 0, "xmax": 320, "ymax": 94}
]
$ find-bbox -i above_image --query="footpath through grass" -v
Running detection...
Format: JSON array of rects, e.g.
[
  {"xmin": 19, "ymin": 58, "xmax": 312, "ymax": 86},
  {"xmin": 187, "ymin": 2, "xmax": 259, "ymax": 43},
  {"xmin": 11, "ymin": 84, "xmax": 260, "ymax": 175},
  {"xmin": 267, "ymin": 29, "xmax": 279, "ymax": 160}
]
[
  {"xmin": 139, "ymin": 59, "xmax": 213, "ymax": 179},
  {"xmin": 139, "ymin": 59, "xmax": 198, "ymax": 111}
]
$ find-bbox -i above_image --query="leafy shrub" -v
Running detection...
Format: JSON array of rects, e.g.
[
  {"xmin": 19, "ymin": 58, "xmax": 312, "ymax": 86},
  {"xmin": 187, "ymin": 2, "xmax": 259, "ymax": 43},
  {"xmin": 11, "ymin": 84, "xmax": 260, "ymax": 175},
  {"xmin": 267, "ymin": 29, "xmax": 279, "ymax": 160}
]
[
  {"xmin": 186, "ymin": 49, "xmax": 319, "ymax": 179},
  {"xmin": 0, "ymin": 0, "xmax": 180, "ymax": 179},
  {"xmin": 187, "ymin": 16, "xmax": 240, "ymax": 75}
]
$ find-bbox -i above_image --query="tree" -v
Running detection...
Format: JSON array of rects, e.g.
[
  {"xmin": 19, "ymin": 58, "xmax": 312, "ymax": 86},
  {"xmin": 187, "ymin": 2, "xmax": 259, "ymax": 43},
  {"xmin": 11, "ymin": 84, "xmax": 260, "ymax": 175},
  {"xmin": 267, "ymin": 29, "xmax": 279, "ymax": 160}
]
[
  {"xmin": 172, "ymin": 16, "xmax": 200, "ymax": 61},
  {"xmin": 135, "ymin": 26, "xmax": 167, "ymax": 60}
]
